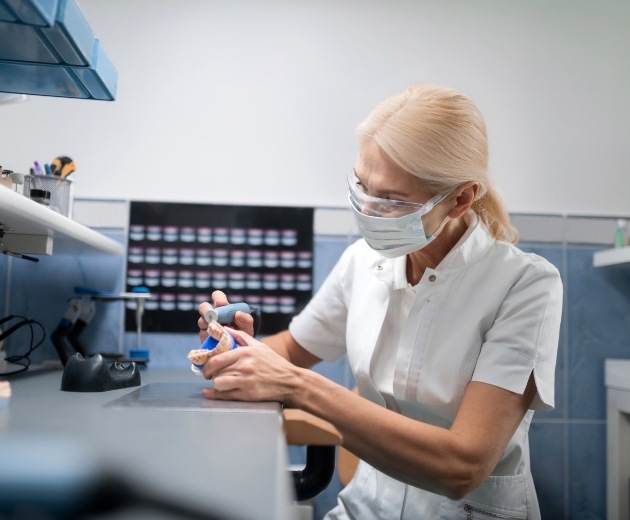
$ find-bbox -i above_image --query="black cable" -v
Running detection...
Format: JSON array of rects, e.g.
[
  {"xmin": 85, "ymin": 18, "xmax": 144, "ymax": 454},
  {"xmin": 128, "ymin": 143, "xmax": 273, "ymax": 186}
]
[
  {"xmin": 0, "ymin": 314, "xmax": 46, "ymax": 376},
  {"xmin": 0, "ymin": 316, "xmax": 36, "ymax": 341}
]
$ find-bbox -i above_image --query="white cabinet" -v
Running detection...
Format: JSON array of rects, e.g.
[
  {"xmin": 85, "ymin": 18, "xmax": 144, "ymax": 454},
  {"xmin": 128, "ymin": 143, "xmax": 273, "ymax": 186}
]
[
  {"xmin": 0, "ymin": 187, "xmax": 123, "ymax": 256},
  {"xmin": 606, "ymin": 359, "xmax": 630, "ymax": 520}
]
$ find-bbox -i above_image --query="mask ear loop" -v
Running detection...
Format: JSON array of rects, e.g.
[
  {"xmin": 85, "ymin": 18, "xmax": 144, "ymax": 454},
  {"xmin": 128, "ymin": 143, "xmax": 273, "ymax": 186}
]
[
  {"xmin": 421, "ymin": 186, "xmax": 459, "ymax": 241},
  {"xmin": 426, "ymin": 215, "xmax": 451, "ymax": 242}
]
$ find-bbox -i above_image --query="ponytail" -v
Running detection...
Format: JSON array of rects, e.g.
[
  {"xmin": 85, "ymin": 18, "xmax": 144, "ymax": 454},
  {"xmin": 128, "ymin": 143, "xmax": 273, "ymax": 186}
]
[{"xmin": 472, "ymin": 185, "xmax": 519, "ymax": 244}]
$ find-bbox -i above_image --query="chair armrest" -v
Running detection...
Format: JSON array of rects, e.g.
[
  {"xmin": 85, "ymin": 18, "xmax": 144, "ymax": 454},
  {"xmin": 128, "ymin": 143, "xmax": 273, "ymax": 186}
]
[
  {"xmin": 282, "ymin": 409, "xmax": 343, "ymax": 502},
  {"xmin": 282, "ymin": 408, "xmax": 343, "ymax": 446}
]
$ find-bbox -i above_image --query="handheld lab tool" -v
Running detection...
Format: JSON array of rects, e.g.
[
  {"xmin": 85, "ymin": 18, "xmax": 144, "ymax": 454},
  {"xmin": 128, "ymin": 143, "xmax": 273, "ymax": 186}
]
[
  {"xmin": 204, "ymin": 302, "xmax": 262, "ymax": 335},
  {"xmin": 204, "ymin": 302, "xmax": 251, "ymax": 324}
]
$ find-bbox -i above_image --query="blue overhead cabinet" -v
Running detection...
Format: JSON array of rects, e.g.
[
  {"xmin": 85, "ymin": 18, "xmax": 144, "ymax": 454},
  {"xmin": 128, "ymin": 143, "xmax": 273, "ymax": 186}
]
[
  {"xmin": 0, "ymin": 0, "xmax": 58, "ymax": 26},
  {"xmin": 0, "ymin": 0, "xmax": 117, "ymax": 100}
]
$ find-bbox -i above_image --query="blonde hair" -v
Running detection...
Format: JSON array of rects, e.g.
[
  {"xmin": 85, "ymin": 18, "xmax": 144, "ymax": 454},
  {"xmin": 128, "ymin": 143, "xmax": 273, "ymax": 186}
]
[{"xmin": 356, "ymin": 84, "xmax": 519, "ymax": 244}]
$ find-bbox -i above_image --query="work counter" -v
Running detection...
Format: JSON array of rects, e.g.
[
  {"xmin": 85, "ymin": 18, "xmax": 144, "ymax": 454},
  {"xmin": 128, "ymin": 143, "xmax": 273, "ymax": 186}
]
[{"xmin": 0, "ymin": 367, "xmax": 296, "ymax": 520}]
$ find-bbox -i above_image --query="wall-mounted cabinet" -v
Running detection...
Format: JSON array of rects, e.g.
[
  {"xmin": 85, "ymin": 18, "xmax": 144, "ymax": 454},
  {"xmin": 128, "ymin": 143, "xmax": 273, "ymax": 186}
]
[
  {"xmin": 0, "ymin": 187, "xmax": 123, "ymax": 256},
  {"xmin": 0, "ymin": 0, "xmax": 117, "ymax": 100}
]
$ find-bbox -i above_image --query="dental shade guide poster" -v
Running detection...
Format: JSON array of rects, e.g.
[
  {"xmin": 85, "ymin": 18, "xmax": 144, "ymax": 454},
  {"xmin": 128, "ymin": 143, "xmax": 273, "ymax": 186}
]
[{"xmin": 125, "ymin": 201, "xmax": 314, "ymax": 334}]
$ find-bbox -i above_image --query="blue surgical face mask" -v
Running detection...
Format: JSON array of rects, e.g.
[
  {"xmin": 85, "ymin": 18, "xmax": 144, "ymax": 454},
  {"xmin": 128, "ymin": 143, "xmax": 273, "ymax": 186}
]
[{"xmin": 348, "ymin": 172, "xmax": 453, "ymax": 258}]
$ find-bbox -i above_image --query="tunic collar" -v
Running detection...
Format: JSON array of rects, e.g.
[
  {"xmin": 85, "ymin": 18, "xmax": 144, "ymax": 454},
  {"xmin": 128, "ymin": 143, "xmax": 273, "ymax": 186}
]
[{"xmin": 436, "ymin": 210, "xmax": 494, "ymax": 271}]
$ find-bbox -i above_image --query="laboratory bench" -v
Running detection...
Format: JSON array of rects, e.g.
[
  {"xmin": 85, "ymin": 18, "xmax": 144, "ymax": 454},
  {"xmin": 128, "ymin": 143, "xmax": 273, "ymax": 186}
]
[{"xmin": 0, "ymin": 366, "xmax": 302, "ymax": 520}]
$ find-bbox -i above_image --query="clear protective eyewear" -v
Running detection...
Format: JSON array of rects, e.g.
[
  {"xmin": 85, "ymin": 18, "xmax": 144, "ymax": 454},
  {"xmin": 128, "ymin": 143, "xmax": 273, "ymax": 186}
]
[{"xmin": 347, "ymin": 170, "xmax": 451, "ymax": 218}]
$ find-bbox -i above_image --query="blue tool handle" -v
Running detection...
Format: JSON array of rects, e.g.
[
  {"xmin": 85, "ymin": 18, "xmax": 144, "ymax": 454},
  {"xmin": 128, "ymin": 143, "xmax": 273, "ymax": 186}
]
[{"xmin": 204, "ymin": 302, "xmax": 251, "ymax": 324}]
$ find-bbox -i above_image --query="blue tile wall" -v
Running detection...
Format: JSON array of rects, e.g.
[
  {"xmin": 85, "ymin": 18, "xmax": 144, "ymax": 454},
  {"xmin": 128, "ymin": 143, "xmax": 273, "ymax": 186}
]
[
  {"xmin": 3, "ymin": 215, "xmax": 630, "ymax": 520},
  {"xmin": 1, "ymin": 231, "xmax": 126, "ymax": 365},
  {"xmin": 568, "ymin": 423, "xmax": 607, "ymax": 520},
  {"xmin": 529, "ymin": 421, "xmax": 566, "ymax": 517}
]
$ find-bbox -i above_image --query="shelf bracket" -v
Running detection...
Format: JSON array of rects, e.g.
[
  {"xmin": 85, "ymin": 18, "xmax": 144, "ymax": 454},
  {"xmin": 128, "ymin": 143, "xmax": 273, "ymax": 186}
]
[{"xmin": 1, "ymin": 233, "xmax": 53, "ymax": 255}]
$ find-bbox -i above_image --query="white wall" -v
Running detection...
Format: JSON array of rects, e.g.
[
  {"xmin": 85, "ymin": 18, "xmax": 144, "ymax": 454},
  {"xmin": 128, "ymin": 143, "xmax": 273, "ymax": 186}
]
[{"xmin": 1, "ymin": 0, "xmax": 629, "ymax": 216}]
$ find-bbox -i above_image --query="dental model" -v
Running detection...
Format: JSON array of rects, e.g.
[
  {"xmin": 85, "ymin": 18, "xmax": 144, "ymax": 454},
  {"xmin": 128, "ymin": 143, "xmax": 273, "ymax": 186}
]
[{"xmin": 187, "ymin": 321, "xmax": 235, "ymax": 369}]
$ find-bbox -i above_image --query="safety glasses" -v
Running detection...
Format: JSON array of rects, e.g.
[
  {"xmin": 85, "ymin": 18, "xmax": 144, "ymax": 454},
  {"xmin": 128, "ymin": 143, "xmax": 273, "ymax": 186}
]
[{"xmin": 347, "ymin": 170, "xmax": 449, "ymax": 218}]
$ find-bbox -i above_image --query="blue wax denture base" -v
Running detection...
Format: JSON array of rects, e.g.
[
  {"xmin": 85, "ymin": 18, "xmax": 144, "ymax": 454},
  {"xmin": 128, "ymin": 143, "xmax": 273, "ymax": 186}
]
[{"xmin": 192, "ymin": 333, "xmax": 237, "ymax": 369}]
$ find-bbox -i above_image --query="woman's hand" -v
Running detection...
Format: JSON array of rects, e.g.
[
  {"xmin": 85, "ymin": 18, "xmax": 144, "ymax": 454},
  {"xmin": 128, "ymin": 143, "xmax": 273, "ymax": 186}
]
[
  {"xmin": 200, "ymin": 327, "xmax": 303, "ymax": 406},
  {"xmin": 197, "ymin": 290, "xmax": 255, "ymax": 344}
]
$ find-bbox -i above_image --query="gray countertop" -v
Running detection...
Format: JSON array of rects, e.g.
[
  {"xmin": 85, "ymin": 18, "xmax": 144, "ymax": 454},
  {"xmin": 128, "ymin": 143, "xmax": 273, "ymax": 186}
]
[{"xmin": 0, "ymin": 367, "xmax": 294, "ymax": 520}]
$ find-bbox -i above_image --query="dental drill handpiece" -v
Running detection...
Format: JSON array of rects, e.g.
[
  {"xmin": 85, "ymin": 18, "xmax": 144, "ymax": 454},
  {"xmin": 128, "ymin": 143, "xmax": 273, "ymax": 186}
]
[
  {"xmin": 203, "ymin": 302, "xmax": 252, "ymax": 325},
  {"xmin": 205, "ymin": 302, "xmax": 262, "ymax": 336}
]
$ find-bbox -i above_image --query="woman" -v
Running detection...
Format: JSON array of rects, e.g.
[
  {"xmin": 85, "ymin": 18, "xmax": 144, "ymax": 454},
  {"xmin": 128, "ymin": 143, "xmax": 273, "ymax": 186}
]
[{"xmin": 197, "ymin": 84, "xmax": 562, "ymax": 519}]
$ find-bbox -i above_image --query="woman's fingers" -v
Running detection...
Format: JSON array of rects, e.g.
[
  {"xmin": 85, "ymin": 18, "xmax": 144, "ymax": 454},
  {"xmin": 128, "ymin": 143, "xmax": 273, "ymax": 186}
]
[
  {"xmin": 200, "ymin": 347, "xmax": 241, "ymax": 379},
  {"xmin": 211, "ymin": 290, "xmax": 229, "ymax": 307},
  {"xmin": 197, "ymin": 302, "xmax": 212, "ymax": 342},
  {"xmin": 233, "ymin": 311, "xmax": 254, "ymax": 336},
  {"xmin": 198, "ymin": 300, "xmax": 213, "ymax": 318},
  {"xmin": 202, "ymin": 387, "xmax": 241, "ymax": 401},
  {"xmin": 226, "ymin": 327, "xmax": 257, "ymax": 344},
  {"xmin": 199, "ymin": 342, "xmax": 300, "ymax": 404}
]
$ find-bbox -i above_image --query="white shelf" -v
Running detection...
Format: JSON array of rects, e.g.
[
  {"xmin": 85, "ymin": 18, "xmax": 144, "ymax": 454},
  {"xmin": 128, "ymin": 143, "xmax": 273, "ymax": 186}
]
[
  {"xmin": 593, "ymin": 246, "xmax": 630, "ymax": 268},
  {"xmin": 0, "ymin": 186, "xmax": 123, "ymax": 256}
]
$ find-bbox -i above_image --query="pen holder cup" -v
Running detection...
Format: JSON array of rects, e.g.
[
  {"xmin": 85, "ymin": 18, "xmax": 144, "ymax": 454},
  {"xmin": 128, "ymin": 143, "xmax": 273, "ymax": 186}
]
[{"xmin": 24, "ymin": 175, "xmax": 74, "ymax": 218}]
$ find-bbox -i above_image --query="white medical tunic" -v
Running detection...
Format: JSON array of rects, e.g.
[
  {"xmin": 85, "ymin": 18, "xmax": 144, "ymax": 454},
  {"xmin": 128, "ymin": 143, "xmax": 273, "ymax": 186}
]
[{"xmin": 289, "ymin": 212, "xmax": 563, "ymax": 520}]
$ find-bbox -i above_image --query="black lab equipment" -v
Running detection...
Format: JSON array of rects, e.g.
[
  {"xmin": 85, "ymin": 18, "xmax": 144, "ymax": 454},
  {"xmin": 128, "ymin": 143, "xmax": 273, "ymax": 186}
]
[{"xmin": 61, "ymin": 353, "xmax": 141, "ymax": 392}]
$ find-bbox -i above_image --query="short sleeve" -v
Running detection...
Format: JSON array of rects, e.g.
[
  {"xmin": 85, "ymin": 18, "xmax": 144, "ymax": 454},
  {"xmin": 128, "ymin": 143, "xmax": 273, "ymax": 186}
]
[
  {"xmin": 288, "ymin": 244, "xmax": 355, "ymax": 362},
  {"xmin": 471, "ymin": 256, "xmax": 563, "ymax": 411}
]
